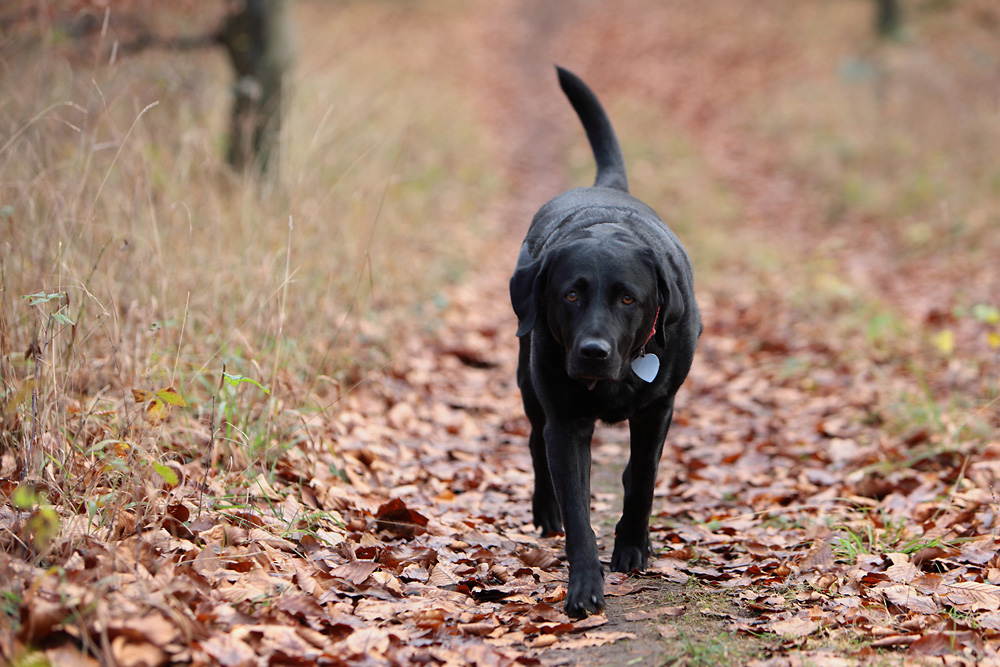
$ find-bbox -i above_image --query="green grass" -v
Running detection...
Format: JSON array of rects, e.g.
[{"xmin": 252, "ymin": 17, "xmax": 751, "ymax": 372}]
[
  {"xmin": 831, "ymin": 513, "xmax": 946, "ymax": 562},
  {"xmin": 665, "ymin": 631, "xmax": 766, "ymax": 667}
]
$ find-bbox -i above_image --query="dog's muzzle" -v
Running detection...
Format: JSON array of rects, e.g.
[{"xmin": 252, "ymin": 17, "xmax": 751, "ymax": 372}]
[{"xmin": 567, "ymin": 337, "xmax": 622, "ymax": 384}]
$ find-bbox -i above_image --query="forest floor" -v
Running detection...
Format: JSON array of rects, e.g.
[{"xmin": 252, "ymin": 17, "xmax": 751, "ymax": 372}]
[{"xmin": 2, "ymin": 1, "xmax": 1000, "ymax": 666}]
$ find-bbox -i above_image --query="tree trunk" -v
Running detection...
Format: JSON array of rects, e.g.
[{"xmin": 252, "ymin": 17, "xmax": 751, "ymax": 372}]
[
  {"xmin": 219, "ymin": 0, "xmax": 294, "ymax": 174},
  {"xmin": 874, "ymin": 0, "xmax": 902, "ymax": 39}
]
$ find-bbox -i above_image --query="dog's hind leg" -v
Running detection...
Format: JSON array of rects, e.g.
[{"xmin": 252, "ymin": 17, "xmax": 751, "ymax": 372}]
[
  {"xmin": 612, "ymin": 396, "xmax": 675, "ymax": 572},
  {"xmin": 528, "ymin": 426, "xmax": 562, "ymax": 535},
  {"xmin": 517, "ymin": 339, "xmax": 562, "ymax": 535}
]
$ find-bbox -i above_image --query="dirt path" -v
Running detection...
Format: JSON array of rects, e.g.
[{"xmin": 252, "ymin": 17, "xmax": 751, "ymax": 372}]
[{"xmin": 446, "ymin": 3, "xmax": 790, "ymax": 663}]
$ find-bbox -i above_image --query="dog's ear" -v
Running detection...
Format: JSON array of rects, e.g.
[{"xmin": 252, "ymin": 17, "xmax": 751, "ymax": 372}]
[
  {"xmin": 637, "ymin": 248, "xmax": 685, "ymax": 346},
  {"xmin": 654, "ymin": 263, "xmax": 685, "ymax": 347},
  {"xmin": 510, "ymin": 252, "xmax": 549, "ymax": 337}
]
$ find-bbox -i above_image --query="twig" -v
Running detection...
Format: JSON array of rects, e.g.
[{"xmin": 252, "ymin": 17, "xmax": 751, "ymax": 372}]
[
  {"xmin": 171, "ymin": 292, "xmax": 191, "ymax": 388},
  {"xmin": 265, "ymin": 216, "xmax": 294, "ymax": 447},
  {"xmin": 199, "ymin": 364, "xmax": 227, "ymax": 519}
]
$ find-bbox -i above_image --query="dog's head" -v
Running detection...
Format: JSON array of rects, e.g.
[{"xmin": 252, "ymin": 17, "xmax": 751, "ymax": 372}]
[{"xmin": 510, "ymin": 236, "xmax": 684, "ymax": 384}]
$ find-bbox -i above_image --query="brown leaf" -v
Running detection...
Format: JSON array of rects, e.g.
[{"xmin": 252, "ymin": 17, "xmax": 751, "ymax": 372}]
[
  {"xmin": 428, "ymin": 562, "xmax": 462, "ymax": 588},
  {"xmin": 603, "ymin": 571, "xmax": 635, "ymax": 596},
  {"xmin": 908, "ymin": 632, "xmax": 975, "ymax": 656},
  {"xmin": 959, "ymin": 538, "xmax": 998, "ymax": 565},
  {"xmin": 107, "ymin": 614, "xmax": 178, "ymax": 646},
  {"xmin": 331, "ymin": 561, "xmax": 379, "ymax": 586},
  {"xmin": 911, "ymin": 545, "xmax": 960, "ymax": 567},
  {"xmin": 198, "ymin": 634, "xmax": 256, "ymax": 667},
  {"xmin": 527, "ymin": 602, "xmax": 565, "ymax": 622},
  {"xmin": 18, "ymin": 589, "xmax": 70, "ymax": 643},
  {"xmin": 943, "ymin": 581, "xmax": 1000, "ymax": 611},
  {"xmin": 798, "ymin": 541, "xmax": 833, "ymax": 572},
  {"xmin": 459, "ymin": 621, "xmax": 498, "ymax": 636},
  {"xmin": 344, "ymin": 627, "xmax": 393, "ymax": 656},
  {"xmin": 769, "ymin": 617, "xmax": 819, "ymax": 638},
  {"xmin": 570, "ymin": 615, "xmax": 609, "ymax": 632},
  {"xmin": 881, "ymin": 584, "xmax": 939, "ymax": 614},
  {"xmin": 374, "ymin": 498, "xmax": 429, "ymax": 537},
  {"xmin": 744, "ymin": 541, "xmax": 770, "ymax": 557},
  {"xmin": 531, "ymin": 634, "xmax": 559, "ymax": 648},
  {"xmin": 518, "ymin": 548, "xmax": 560, "ymax": 570},
  {"xmin": 623, "ymin": 605, "xmax": 685, "ymax": 621},
  {"xmin": 44, "ymin": 644, "xmax": 101, "ymax": 667},
  {"xmin": 911, "ymin": 573, "xmax": 946, "ymax": 595},
  {"xmin": 275, "ymin": 595, "xmax": 326, "ymax": 621},
  {"xmin": 552, "ymin": 631, "xmax": 636, "ymax": 649},
  {"xmin": 978, "ymin": 611, "xmax": 1000, "ymax": 631},
  {"xmin": 885, "ymin": 562, "xmax": 920, "ymax": 584},
  {"xmin": 255, "ymin": 625, "xmax": 323, "ymax": 660},
  {"xmin": 111, "ymin": 637, "xmax": 168, "ymax": 667},
  {"xmin": 869, "ymin": 634, "xmax": 919, "ymax": 648}
]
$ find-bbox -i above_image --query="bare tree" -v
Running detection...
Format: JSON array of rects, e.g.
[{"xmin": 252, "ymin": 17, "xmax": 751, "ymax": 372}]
[
  {"xmin": 218, "ymin": 0, "xmax": 294, "ymax": 174},
  {"xmin": 875, "ymin": 0, "xmax": 902, "ymax": 39}
]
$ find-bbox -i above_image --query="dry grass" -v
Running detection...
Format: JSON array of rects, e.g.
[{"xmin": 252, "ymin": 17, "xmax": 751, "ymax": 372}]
[{"xmin": 0, "ymin": 1, "xmax": 499, "ymax": 527}]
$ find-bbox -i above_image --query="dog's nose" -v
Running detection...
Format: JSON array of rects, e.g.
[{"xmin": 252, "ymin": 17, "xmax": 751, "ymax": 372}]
[{"xmin": 578, "ymin": 338, "xmax": 612, "ymax": 360}]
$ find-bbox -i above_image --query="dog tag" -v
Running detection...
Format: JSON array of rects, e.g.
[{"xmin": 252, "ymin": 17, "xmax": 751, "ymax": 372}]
[{"xmin": 631, "ymin": 353, "xmax": 659, "ymax": 383}]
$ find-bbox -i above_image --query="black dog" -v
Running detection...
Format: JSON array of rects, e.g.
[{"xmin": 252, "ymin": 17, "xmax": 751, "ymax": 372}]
[{"xmin": 509, "ymin": 67, "xmax": 701, "ymax": 617}]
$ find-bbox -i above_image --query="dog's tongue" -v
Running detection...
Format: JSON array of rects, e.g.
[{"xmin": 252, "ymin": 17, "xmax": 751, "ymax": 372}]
[{"xmin": 631, "ymin": 353, "xmax": 659, "ymax": 383}]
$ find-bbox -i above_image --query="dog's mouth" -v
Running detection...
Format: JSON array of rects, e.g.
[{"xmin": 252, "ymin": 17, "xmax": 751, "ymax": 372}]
[{"xmin": 566, "ymin": 361, "xmax": 623, "ymax": 388}]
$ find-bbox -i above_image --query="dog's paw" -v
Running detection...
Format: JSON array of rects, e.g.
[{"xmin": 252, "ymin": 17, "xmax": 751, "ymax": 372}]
[
  {"xmin": 532, "ymin": 500, "xmax": 563, "ymax": 536},
  {"xmin": 565, "ymin": 566, "xmax": 606, "ymax": 618},
  {"xmin": 611, "ymin": 541, "xmax": 649, "ymax": 573}
]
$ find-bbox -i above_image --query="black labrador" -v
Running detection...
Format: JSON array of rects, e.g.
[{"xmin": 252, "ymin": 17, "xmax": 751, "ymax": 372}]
[{"xmin": 509, "ymin": 67, "xmax": 701, "ymax": 617}]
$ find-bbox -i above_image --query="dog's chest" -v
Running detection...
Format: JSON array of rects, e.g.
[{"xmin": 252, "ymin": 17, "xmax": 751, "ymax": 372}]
[{"xmin": 586, "ymin": 379, "xmax": 650, "ymax": 424}]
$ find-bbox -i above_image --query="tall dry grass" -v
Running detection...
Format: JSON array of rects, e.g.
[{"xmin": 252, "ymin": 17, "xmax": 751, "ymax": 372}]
[{"xmin": 0, "ymin": 2, "xmax": 499, "ymax": 517}]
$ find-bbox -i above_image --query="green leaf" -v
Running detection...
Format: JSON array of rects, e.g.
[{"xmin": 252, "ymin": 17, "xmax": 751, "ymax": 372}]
[
  {"xmin": 152, "ymin": 462, "xmax": 179, "ymax": 486},
  {"xmin": 12, "ymin": 485, "xmax": 38, "ymax": 510},
  {"xmin": 971, "ymin": 303, "xmax": 1000, "ymax": 325},
  {"xmin": 28, "ymin": 507, "xmax": 60, "ymax": 550},
  {"xmin": 23, "ymin": 291, "xmax": 66, "ymax": 307},
  {"xmin": 52, "ymin": 312, "xmax": 75, "ymax": 326},
  {"xmin": 154, "ymin": 387, "xmax": 187, "ymax": 407},
  {"xmin": 222, "ymin": 372, "xmax": 271, "ymax": 395}
]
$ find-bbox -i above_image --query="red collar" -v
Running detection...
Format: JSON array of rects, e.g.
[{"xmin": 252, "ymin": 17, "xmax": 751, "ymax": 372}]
[{"xmin": 641, "ymin": 305, "xmax": 660, "ymax": 348}]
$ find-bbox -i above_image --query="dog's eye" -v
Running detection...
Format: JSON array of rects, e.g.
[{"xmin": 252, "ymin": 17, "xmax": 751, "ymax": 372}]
[
  {"xmin": 622, "ymin": 295, "xmax": 635, "ymax": 305},
  {"xmin": 565, "ymin": 291, "xmax": 578, "ymax": 302}
]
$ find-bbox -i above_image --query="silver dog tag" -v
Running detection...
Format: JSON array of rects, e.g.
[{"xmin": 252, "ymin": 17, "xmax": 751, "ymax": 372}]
[{"xmin": 631, "ymin": 353, "xmax": 659, "ymax": 383}]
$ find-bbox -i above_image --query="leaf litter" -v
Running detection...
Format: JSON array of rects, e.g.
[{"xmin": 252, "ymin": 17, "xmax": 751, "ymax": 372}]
[
  {"xmin": 4, "ymin": 1, "xmax": 1000, "ymax": 665},
  {"xmin": 4, "ymin": 244, "xmax": 998, "ymax": 665}
]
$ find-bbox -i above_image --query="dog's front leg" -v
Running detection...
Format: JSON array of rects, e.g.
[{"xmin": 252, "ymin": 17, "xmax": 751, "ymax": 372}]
[
  {"xmin": 612, "ymin": 396, "xmax": 674, "ymax": 572},
  {"xmin": 544, "ymin": 418, "xmax": 604, "ymax": 617}
]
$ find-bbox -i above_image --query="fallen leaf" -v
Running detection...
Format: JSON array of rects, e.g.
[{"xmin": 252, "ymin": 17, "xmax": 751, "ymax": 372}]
[
  {"xmin": 551, "ymin": 631, "xmax": 636, "ymax": 650},
  {"xmin": 624, "ymin": 605, "xmax": 685, "ymax": 621},
  {"xmin": 881, "ymin": 584, "xmax": 939, "ymax": 614},
  {"xmin": 770, "ymin": 617, "xmax": 819, "ymax": 638},
  {"xmin": 943, "ymin": 581, "xmax": 1000, "ymax": 611},
  {"xmin": 198, "ymin": 634, "xmax": 256, "ymax": 667}
]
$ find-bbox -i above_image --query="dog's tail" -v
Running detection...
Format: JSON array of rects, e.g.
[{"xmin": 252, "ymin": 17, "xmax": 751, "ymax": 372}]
[{"xmin": 557, "ymin": 66, "xmax": 629, "ymax": 193}]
